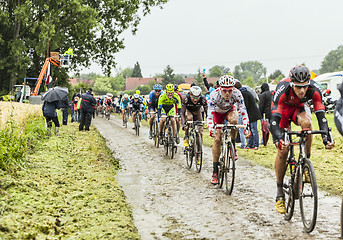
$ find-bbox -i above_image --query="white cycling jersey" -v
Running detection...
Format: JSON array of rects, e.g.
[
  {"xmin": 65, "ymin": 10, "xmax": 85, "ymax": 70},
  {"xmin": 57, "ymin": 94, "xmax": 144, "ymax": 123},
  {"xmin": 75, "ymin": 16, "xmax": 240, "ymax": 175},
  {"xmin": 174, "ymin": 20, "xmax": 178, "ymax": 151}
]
[{"xmin": 207, "ymin": 88, "xmax": 249, "ymax": 131}]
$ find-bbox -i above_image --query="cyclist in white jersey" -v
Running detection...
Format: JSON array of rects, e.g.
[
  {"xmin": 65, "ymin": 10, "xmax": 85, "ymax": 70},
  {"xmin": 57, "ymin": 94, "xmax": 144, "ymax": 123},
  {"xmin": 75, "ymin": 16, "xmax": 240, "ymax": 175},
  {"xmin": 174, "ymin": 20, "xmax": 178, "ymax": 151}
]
[{"xmin": 207, "ymin": 75, "xmax": 251, "ymax": 184}]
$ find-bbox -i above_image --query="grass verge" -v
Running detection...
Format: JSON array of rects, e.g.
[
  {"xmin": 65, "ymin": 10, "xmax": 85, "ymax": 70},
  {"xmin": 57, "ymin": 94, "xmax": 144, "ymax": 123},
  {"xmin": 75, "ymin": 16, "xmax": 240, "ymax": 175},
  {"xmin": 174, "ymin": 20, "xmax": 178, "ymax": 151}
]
[{"xmin": 0, "ymin": 121, "xmax": 140, "ymax": 239}]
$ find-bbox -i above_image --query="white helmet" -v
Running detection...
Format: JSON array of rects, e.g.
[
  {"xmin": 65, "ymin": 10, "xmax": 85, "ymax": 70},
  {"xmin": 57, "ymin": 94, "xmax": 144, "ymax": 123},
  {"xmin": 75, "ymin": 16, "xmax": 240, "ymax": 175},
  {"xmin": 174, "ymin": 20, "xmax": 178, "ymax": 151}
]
[
  {"xmin": 219, "ymin": 75, "xmax": 235, "ymax": 88},
  {"xmin": 133, "ymin": 94, "xmax": 139, "ymax": 99},
  {"xmin": 123, "ymin": 94, "xmax": 128, "ymax": 99},
  {"xmin": 190, "ymin": 86, "xmax": 202, "ymax": 97}
]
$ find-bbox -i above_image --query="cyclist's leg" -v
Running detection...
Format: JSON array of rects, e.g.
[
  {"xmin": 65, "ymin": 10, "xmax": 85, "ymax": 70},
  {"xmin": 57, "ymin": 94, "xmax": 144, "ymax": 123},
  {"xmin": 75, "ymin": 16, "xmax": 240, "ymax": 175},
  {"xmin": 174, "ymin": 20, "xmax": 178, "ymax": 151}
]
[
  {"xmin": 138, "ymin": 112, "xmax": 142, "ymax": 121},
  {"xmin": 132, "ymin": 111, "xmax": 136, "ymax": 122},
  {"xmin": 149, "ymin": 108, "xmax": 155, "ymax": 131},
  {"xmin": 226, "ymin": 109, "xmax": 238, "ymax": 144},
  {"xmin": 295, "ymin": 107, "xmax": 313, "ymax": 158},
  {"xmin": 168, "ymin": 107, "xmax": 177, "ymax": 138},
  {"xmin": 211, "ymin": 112, "xmax": 225, "ymax": 183},
  {"xmin": 121, "ymin": 108, "xmax": 125, "ymax": 120},
  {"xmin": 184, "ymin": 110, "xmax": 193, "ymax": 137},
  {"xmin": 159, "ymin": 108, "xmax": 167, "ymax": 134}
]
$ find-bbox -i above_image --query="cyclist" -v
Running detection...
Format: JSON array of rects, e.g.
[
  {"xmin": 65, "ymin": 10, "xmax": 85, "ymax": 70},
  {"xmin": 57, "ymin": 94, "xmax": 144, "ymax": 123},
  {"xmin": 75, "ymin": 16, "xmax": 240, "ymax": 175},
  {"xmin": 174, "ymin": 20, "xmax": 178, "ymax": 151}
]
[
  {"xmin": 207, "ymin": 75, "xmax": 250, "ymax": 184},
  {"xmin": 270, "ymin": 65, "xmax": 334, "ymax": 214},
  {"xmin": 158, "ymin": 83, "xmax": 182, "ymax": 145},
  {"xmin": 120, "ymin": 94, "xmax": 131, "ymax": 126},
  {"xmin": 130, "ymin": 94, "xmax": 144, "ymax": 128},
  {"xmin": 148, "ymin": 84, "xmax": 163, "ymax": 139},
  {"xmin": 181, "ymin": 86, "xmax": 208, "ymax": 147},
  {"xmin": 105, "ymin": 96, "xmax": 112, "ymax": 113}
]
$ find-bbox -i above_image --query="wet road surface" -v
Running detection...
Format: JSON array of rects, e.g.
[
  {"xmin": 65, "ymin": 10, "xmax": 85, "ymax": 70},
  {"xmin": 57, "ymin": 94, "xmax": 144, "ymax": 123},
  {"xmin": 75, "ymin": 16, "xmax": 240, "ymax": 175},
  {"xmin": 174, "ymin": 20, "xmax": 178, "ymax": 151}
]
[{"xmin": 93, "ymin": 116, "xmax": 341, "ymax": 240}]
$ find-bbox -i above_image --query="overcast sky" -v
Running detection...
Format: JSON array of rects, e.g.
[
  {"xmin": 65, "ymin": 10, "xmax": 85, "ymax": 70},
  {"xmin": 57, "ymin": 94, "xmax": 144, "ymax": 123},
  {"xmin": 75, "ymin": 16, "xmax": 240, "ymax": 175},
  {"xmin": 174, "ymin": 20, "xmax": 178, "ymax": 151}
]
[{"xmin": 82, "ymin": 0, "xmax": 343, "ymax": 78}]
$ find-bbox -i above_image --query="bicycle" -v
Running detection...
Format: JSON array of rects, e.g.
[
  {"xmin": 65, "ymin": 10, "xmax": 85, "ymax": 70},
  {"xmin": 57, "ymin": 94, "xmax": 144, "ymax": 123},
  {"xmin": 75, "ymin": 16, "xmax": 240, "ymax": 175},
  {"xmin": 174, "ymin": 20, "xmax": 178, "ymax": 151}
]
[
  {"xmin": 214, "ymin": 123, "xmax": 245, "ymax": 195},
  {"xmin": 184, "ymin": 121, "xmax": 206, "ymax": 173},
  {"xmin": 283, "ymin": 128, "xmax": 333, "ymax": 233},
  {"xmin": 123, "ymin": 108, "xmax": 129, "ymax": 128},
  {"xmin": 150, "ymin": 111, "xmax": 160, "ymax": 148},
  {"xmin": 161, "ymin": 115, "xmax": 177, "ymax": 159},
  {"xmin": 105, "ymin": 106, "xmax": 111, "ymax": 120},
  {"xmin": 133, "ymin": 110, "xmax": 140, "ymax": 136}
]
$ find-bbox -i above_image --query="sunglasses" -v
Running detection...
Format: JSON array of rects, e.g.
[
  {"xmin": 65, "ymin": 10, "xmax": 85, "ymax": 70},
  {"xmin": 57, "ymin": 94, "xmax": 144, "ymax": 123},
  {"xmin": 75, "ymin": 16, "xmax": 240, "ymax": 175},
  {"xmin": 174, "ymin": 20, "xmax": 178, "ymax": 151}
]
[
  {"xmin": 222, "ymin": 89, "xmax": 233, "ymax": 94},
  {"xmin": 155, "ymin": 90, "xmax": 161, "ymax": 93},
  {"xmin": 191, "ymin": 95, "xmax": 200, "ymax": 99},
  {"xmin": 293, "ymin": 83, "xmax": 310, "ymax": 89}
]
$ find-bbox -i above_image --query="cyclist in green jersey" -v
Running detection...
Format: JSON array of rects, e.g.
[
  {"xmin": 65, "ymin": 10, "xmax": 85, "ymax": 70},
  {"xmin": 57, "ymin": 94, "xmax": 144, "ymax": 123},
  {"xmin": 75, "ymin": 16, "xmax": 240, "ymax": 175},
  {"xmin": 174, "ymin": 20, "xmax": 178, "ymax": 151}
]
[{"xmin": 158, "ymin": 83, "xmax": 182, "ymax": 145}]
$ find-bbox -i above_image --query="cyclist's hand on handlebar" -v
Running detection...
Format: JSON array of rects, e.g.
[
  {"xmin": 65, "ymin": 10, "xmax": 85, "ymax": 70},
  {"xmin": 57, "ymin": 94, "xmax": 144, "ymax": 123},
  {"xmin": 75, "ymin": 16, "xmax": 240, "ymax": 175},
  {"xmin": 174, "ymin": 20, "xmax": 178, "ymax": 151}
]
[
  {"xmin": 210, "ymin": 129, "xmax": 215, "ymax": 138},
  {"xmin": 276, "ymin": 139, "xmax": 289, "ymax": 151},
  {"xmin": 182, "ymin": 124, "xmax": 187, "ymax": 131}
]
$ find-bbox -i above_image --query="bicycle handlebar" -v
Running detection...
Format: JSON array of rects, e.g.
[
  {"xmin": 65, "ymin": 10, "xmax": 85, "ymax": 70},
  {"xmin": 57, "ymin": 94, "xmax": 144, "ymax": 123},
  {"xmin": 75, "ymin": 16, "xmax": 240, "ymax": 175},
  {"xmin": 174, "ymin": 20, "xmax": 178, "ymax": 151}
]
[
  {"xmin": 284, "ymin": 129, "xmax": 329, "ymax": 137},
  {"xmin": 214, "ymin": 124, "xmax": 246, "ymax": 129},
  {"xmin": 187, "ymin": 121, "xmax": 206, "ymax": 124}
]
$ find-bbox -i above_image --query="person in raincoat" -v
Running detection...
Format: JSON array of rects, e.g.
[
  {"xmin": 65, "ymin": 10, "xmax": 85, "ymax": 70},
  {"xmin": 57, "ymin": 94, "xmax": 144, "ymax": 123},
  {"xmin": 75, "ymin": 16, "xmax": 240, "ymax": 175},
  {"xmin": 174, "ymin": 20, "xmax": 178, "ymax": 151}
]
[
  {"xmin": 79, "ymin": 88, "xmax": 96, "ymax": 131},
  {"xmin": 42, "ymin": 100, "xmax": 61, "ymax": 136}
]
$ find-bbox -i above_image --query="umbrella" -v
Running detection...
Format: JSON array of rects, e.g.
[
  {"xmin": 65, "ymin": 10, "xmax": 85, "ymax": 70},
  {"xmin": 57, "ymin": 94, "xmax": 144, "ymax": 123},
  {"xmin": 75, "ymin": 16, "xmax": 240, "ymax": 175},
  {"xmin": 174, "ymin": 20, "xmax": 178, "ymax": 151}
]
[
  {"xmin": 41, "ymin": 86, "xmax": 69, "ymax": 102},
  {"xmin": 261, "ymin": 119, "xmax": 270, "ymax": 146}
]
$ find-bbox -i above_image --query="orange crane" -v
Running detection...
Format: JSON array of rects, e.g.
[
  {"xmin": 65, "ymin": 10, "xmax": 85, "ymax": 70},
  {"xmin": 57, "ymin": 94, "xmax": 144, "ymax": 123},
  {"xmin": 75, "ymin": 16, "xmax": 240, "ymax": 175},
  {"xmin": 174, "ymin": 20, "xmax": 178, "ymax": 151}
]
[{"xmin": 32, "ymin": 57, "xmax": 61, "ymax": 96}]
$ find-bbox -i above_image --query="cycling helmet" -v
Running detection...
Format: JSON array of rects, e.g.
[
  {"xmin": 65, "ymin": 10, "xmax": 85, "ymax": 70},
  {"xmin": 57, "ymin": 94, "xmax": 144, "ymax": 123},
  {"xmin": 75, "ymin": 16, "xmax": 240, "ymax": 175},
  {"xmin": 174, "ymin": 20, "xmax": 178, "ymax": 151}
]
[
  {"xmin": 133, "ymin": 94, "xmax": 139, "ymax": 99},
  {"xmin": 190, "ymin": 86, "xmax": 202, "ymax": 97},
  {"xmin": 123, "ymin": 94, "xmax": 129, "ymax": 99},
  {"xmin": 166, "ymin": 84, "xmax": 174, "ymax": 93},
  {"xmin": 174, "ymin": 84, "xmax": 179, "ymax": 91},
  {"xmin": 289, "ymin": 65, "xmax": 311, "ymax": 83},
  {"xmin": 135, "ymin": 90, "xmax": 140, "ymax": 95},
  {"xmin": 153, "ymin": 84, "xmax": 162, "ymax": 91},
  {"xmin": 218, "ymin": 75, "xmax": 235, "ymax": 88}
]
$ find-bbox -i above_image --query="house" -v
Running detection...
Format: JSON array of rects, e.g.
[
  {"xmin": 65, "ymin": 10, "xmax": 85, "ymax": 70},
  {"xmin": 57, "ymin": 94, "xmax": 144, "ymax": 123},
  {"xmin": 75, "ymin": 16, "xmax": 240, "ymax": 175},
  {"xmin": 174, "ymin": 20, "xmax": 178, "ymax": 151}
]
[
  {"xmin": 68, "ymin": 78, "xmax": 94, "ymax": 86},
  {"xmin": 125, "ymin": 77, "xmax": 163, "ymax": 90}
]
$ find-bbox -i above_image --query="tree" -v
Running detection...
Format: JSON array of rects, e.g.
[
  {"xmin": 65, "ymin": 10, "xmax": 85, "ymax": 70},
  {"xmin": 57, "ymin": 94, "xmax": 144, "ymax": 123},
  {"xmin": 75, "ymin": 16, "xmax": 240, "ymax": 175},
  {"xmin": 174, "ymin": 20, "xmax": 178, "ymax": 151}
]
[
  {"xmin": 174, "ymin": 74, "xmax": 185, "ymax": 84},
  {"xmin": 233, "ymin": 61, "xmax": 266, "ymax": 83},
  {"xmin": 161, "ymin": 65, "xmax": 175, "ymax": 86},
  {"xmin": 92, "ymin": 77, "xmax": 113, "ymax": 95},
  {"xmin": 268, "ymin": 70, "xmax": 284, "ymax": 80},
  {"xmin": 0, "ymin": 0, "xmax": 168, "ymax": 92},
  {"xmin": 320, "ymin": 45, "xmax": 343, "ymax": 74},
  {"xmin": 193, "ymin": 69, "xmax": 205, "ymax": 92},
  {"xmin": 209, "ymin": 66, "xmax": 224, "ymax": 77},
  {"xmin": 132, "ymin": 62, "xmax": 143, "ymax": 77}
]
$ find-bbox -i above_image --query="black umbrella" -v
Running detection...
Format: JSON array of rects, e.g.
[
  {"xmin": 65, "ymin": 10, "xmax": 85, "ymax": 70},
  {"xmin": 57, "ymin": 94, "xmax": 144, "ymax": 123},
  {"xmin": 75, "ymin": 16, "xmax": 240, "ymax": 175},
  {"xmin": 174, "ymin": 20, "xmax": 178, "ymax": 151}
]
[{"xmin": 41, "ymin": 86, "xmax": 69, "ymax": 102}]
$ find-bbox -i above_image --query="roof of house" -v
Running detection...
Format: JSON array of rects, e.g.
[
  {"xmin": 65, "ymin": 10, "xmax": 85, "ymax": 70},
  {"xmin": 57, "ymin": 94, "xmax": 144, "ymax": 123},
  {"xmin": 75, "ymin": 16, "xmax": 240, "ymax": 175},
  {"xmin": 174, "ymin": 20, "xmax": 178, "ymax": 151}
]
[
  {"xmin": 68, "ymin": 78, "xmax": 94, "ymax": 86},
  {"xmin": 125, "ymin": 77, "xmax": 163, "ymax": 90}
]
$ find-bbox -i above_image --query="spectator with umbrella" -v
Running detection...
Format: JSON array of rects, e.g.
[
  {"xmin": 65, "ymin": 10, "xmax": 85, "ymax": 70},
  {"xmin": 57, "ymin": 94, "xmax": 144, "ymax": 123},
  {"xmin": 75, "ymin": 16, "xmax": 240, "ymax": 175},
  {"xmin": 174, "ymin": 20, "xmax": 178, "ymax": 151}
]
[{"xmin": 41, "ymin": 87, "xmax": 69, "ymax": 136}]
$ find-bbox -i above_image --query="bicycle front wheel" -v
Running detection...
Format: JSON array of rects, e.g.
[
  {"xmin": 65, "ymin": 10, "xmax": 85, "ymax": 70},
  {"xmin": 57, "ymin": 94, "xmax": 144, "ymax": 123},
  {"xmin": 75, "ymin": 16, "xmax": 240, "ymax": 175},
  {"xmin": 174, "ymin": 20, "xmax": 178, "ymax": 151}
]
[
  {"xmin": 135, "ymin": 118, "xmax": 140, "ymax": 136},
  {"xmin": 284, "ymin": 180, "xmax": 295, "ymax": 221},
  {"xmin": 154, "ymin": 121, "xmax": 159, "ymax": 148},
  {"xmin": 164, "ymin": 130, "xmax": 168, "ymax": 156},
  {"xmin": 299, "ymin": 159, "xmax": 318, "ymax": 233},
  {"xmin": 224, "ymin": 142, "xmax": 235, "ymax": 195},
  {"xmin": 168, "ymin": 127, "xmax": 174, "ymax": 159},
  {"xmin": 195, "ymin": 132, "xmax": 203, "ymax": 173}
]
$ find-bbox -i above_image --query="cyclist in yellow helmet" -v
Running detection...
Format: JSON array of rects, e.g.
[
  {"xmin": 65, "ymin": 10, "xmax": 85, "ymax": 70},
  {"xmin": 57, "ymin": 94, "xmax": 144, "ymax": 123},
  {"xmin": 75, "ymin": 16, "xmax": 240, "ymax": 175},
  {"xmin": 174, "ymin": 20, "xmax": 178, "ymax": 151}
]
[{"xmin": 158, "ymin": 83, "xmax": 182, "ymax": 145}]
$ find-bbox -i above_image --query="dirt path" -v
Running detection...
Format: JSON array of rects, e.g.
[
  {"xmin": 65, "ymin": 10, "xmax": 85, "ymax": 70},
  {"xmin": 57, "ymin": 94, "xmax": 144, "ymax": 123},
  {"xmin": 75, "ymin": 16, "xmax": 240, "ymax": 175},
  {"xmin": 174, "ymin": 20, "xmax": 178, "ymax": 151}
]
[{"xmin": 93, "ymin": 116, "xmax": 341, "ymax": 240}]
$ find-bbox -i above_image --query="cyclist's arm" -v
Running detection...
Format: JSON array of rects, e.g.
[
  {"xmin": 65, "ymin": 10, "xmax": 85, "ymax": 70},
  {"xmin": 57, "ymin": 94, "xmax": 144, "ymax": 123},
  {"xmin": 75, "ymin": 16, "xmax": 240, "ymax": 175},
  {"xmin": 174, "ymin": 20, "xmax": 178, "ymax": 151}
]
[
  {"xmin": 203, "ymin": 77, "xmax": 210, "ymax": 92},
  {"xmin": 206, "ymin": 94, "xmax": 215, "ymax": 133},
  {"xmin": 270, "ymin": 92, "xmax": 287, "ymax": 142},
  {"xmin": 174, "ymin": 93, "xmax": 182, "ymax": 114},
  {"xmin": 157, "ymin": 94, "xmax": 164, "ymax": 116}
]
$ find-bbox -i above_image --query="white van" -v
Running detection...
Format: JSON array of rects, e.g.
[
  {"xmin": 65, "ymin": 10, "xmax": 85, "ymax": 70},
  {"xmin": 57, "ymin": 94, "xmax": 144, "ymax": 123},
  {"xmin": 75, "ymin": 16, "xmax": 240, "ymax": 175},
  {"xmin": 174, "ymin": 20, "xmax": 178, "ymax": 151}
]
[{"xmin": 313, "ymin": 71, "xmax": 343, "ymax": 100}]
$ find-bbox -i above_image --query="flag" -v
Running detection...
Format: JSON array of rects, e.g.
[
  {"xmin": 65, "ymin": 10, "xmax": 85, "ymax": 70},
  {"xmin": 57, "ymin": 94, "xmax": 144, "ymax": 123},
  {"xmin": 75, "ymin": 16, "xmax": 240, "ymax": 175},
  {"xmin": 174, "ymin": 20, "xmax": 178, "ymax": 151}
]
[{"xmin": 310, "ymin": 70, "xmax": 317, "ymax": 80}]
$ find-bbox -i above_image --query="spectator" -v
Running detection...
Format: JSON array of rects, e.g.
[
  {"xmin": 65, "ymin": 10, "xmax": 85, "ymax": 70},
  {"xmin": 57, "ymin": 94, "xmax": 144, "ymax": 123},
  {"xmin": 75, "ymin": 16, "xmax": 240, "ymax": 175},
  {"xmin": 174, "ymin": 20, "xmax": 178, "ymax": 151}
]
[
  {"xmin": 235, "ymin": 81, "xmax": 261, "ymax": 150},
  {"xmin": 60, "ymin": 95, "xmax": 69, "ymax": 125},
  {"xmin": 259, "ymin": 83, "xmax": 273, "ymax": 145},
  {"xmin": 76, "ymin": 96, "xmax": 82, "ymax": 122},
  {"xmin": 42, "ymin": 100, "xmax": 61, "ymax": 136},
  {"xmin": 79, "ymin": 88, "xmax": 96, "ymax": 131}
]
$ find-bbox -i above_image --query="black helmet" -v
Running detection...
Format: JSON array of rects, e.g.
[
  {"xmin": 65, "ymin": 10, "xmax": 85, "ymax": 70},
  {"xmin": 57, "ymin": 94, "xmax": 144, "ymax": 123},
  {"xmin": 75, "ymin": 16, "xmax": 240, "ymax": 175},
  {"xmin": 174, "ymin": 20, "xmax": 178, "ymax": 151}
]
[{"xmin": 289, "ymin": 65, "xmax": 311, "ymax": 83}]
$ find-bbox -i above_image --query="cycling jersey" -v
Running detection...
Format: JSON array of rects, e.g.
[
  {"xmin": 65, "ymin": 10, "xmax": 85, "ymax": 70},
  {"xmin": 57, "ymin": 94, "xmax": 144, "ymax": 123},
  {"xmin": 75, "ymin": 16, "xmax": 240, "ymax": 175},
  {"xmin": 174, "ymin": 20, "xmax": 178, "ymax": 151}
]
[
  {"xmin": 130, "ymin": 99, "xmax": 144, "ymax": 112},
  {"xmin": 270, "ymin": 78, "xmax": 329, "ymax": 141},
  {"xmin": 158, "ymin": 92, "xmax": 181, "ymax": 116},
  {"xmin": 207, "ymin": 88, "xmax": 249, "ymax": 132},
  {"xmin": 120, "ymin": 99, "xmax": 130, "ymax": 109},
  {"xmin": 181, "ymin": 92, "xmax": 208, "ymax": 125},
  {"xmin": 106, "ymin": 98, "xmax": 112, "ymax": 106},
  {"xmin": 148, "ymin": 90, "xmax": 163, "ymax": 110}
]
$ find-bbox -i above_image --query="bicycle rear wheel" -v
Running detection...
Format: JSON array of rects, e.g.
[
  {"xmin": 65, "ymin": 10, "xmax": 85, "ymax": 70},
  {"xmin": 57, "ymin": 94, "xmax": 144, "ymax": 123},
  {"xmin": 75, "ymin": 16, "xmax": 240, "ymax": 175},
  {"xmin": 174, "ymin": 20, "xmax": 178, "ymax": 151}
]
[
  {"xmin": 195, "ymin": 132, "xmax": 203, "ymax": 173},
  {"xmin": 299, "ymin": 159, "xmax": 318, "ymax": 233},
  {"xmin": 224, "ymin": 142, "xmax": 235, "ymax": 195}
]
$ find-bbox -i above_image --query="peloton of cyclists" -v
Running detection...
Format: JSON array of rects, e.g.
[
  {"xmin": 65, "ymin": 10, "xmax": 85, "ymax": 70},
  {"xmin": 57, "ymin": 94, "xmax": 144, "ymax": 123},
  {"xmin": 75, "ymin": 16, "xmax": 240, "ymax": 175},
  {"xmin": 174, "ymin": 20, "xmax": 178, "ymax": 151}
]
[
  {"xmin": 120, "ymin": 94, "xmax": 131, "ymax": 126},
  {"xmin": 207, "ymin": 75, "xmax": 250, "ymax": 185},
  {"xmin": 130, "ymin": 94, "xmax": 144, "ymax": 128},
  {"xmin": 148, "ymin": 84, "xmax": 163, "ymax": 139},
  {"xmin": 181, "ymin": 86, "xmax": 208, "ymax": 147},
  {"xmin": 270, "ymin": 65, "xmax": 334, "ymax": 214},
  {"xmin": 158, "ymin": 83, "xmax": 182, "ymax": 145}
]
